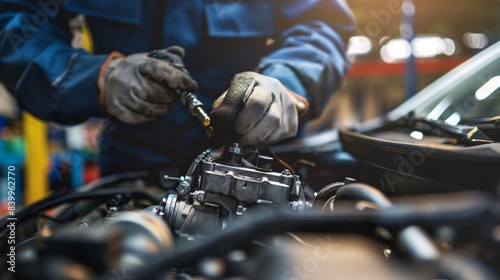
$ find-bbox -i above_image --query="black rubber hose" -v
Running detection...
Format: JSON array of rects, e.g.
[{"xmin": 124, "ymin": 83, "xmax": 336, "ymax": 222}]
[
  {"xmin": 73, "ymin": 171, "xmax": 150, "ymax": 192},
  {"xmin": 313, "ymin": 182, "xmax": 344, "ymax": 209},
  {"xmin": 133, "ymin": 191, "xmax": 492, "ymax": 280},
  {"xmin": 334, "ymin": 183, "xmax": 440, "ymax": 261},
  {"xmin": 0, "ymin": 171, "xmax": 152, "ymax": 228},
  {"xmin": 335, "ymin": 183, "xmax": 392, "ymax": 208},
  {"xmin": 0, "ymin": 188, "xmax": 159, "ymax": 231},
  {"xmin": 54, "ymin": 171, "xmax": 153, "ymax": 222}
]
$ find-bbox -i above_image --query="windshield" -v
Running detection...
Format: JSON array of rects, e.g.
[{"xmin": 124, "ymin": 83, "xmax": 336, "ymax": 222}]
[{"xmin": 415, "ymin": 48, "xmax": 500, "ymax": 125}]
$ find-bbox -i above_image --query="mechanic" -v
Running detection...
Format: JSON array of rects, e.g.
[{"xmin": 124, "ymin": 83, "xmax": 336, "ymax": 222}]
[{"xmin": 0, "ymin": 0, "xmax": 354, "ymax": 181}]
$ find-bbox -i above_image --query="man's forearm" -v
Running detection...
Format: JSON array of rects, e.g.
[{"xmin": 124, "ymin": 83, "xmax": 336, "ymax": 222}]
[
  {"xmin": 256, "ymin": 0, "xmax": 355, "ymax": 118},
  {"xmin": 0, "ymin": 2, "xmax": 107, "ymax": 124}
]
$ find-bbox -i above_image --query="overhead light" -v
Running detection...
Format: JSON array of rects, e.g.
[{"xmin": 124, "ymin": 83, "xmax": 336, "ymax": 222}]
[
  {"xmin": 402, "ymin": 0, "xmax": 416, "ymax": 16},
  {"xmin": 412, "ymin": 36, "xmax": 456, "ymax": 58},
  {"xmin": 380, "ymin": 36, "xmax": 456, "ymax": 62},
  {"xmin": 464, "ymin": 32, "xmax": 488, "ymax": 49},
  {"xmin": 380, "ymin": 39, "xmax": 412, "ymax": 63},
  {"xmin": 442, "ymin": 38, "xmax": 457, "ymax": 56},
  {"xmin": 412, "ymin": 36, "xmax": 444, "ymax": 58},
  {"xmin": 347, "ymin": 36, "xmax": 372, "ymax": 56}
]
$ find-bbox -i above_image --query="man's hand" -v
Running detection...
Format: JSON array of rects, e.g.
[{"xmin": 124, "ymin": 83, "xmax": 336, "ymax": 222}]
[
  {"xmin": 99, "ymin": 46, "xmax": 198, "ymax": 124},
  {"xmin": 211, "ymin": 71, "xmax": 309, "ymax": 146}
]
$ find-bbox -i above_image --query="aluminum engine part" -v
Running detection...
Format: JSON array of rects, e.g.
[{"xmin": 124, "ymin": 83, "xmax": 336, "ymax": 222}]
[
  {"xmin": 102, "ymin": 211, "xmax": 175, "ymax": 268},
  {"xmin": 198, "ymin": 159, "xmax": 297, "ymax": 206},
  {"xmin": 153, "ymin": 146, "xmax": 307, "ymax": 236},
  {"xmin": 148, "ymin": 193, "xmax": 224, "ymax": 235}
]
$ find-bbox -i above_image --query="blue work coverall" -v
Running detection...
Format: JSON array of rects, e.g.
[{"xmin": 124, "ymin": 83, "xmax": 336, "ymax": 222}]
[{"xmin": 0, "ymin": 0, "xmax": 354, "ymax": 177}]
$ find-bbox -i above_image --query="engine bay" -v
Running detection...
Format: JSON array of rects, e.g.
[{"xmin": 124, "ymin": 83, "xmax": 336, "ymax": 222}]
[{"xmin": 1, "ymin": 142, "xmax": 500, "ymax": 280}]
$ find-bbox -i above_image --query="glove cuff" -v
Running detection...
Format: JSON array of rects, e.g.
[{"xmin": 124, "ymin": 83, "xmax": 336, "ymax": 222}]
[
  {"xmin": 285, "ymin": 87, "xmax": 310, "ymax": 118},
  {"xmin": 98, "ymin": 51, "xmax": 125, "ymax": 106}
]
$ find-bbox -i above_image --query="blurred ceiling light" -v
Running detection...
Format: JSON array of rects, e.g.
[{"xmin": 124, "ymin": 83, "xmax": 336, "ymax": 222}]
[
  {"xmin": 347, "ymin": 36, "xmax": 372, "ymax": 56},
  {"xmin": 410, "ymin": 131, "xmax": 424, "ymax": 140},
  {"xmin": 380, "ymin": 39, "xmax": 411, "ymax": 63},
  {"xmin": 379, "ymin": 36, "xmax": 390, "ymax": 46},
  {"xmin": 412, "ymin": 36, "xmax": 456, "ymax": 58},
  {"xmin": 464, "ymin": 32, "xmax": 488, "ymax": 49},
  {"xmin": 381, "ymin": 36, "xmax": 456, "ymax": 62},
  {"xmin": 412, "ymin": 36, "xmax": 445, "ymax": 58},
  {"xmin": 442, "ymin": 38, "xmax": 457, "ymax": 56},
  {"xmin": 475, "ymin": 76, "xmax": 500, "ymax": 101},
  {"xmin": 402, "ymin": 0, "xmax": 416, "ymax": 16},
  {"xmin": 445, "ymin": 112, "xmax": 461, "ymax": 125}
]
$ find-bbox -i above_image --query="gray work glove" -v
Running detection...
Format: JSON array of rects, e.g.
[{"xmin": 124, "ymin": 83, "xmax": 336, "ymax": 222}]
[
  {"xmin": 211, "ymin": 71, "xmax": 309, "ymax": 146},
  {"xmin": 98, "ymin": 46, "xmax": 198, "ymax": 124}
]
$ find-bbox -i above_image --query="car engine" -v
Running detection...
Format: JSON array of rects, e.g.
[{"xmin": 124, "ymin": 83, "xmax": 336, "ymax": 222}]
[
  {"xmin": 148, "ymin": 143, "xmax": 309, "ymax": 238},
  {"xmin": 1, "ymin": 142, "xmax": 500, "ymax": 280}
]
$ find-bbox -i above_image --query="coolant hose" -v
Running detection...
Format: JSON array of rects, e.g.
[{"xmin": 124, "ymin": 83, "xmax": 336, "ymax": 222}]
[{"xmin": 334, "ymin": 183, "xmax": 441, "ymax": 262}]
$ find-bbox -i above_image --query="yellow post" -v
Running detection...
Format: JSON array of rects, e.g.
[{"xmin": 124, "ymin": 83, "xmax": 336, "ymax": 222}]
[
  {"xmin": 81, "ymin": 16, "xmax": 94, "ymax": 53},
  {"xmin": 23, "ymin": 112, "xmax": 49, "ymax": 204},
  {"xmin": 23, "ymin": 16, "xmax": 94, "ymax": 204}
]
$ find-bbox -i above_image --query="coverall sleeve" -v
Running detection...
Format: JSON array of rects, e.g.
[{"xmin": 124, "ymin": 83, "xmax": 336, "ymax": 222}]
[
  {"xmin": 0, "ymin": 1, "xmax": 107, "ymax": 125},
  {"xmin": 256, "ymin": 0, "xmax": 355, "ymax": 118}
]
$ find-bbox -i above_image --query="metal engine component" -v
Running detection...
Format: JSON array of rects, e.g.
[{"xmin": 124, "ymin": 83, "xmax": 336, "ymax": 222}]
[
  {"xmin": 149, "ymin": 193, "xmax": 226, "ymax": 236},
  {"xmin": 105, "ymin": 211, "xmax": 175, "ymax": 267},
  {"xmin": 199, "ymin": 158, "xmax": 295, "ymax": 205},
  {"xmin": 154, "ymin": 143, "xmax": 308, "ymax": 236},
  {"xmin": 32, "ymin": 211, "xmax": 175, "ymax": 275}
]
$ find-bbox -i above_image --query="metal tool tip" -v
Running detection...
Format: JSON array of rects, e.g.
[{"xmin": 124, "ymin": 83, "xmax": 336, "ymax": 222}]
[{"xmin": 203, "ymin": 117, "xmax": 211, "ymax": 127}]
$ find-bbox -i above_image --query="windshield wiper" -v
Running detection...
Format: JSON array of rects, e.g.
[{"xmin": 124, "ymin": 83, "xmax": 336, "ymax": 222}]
[{"xmin": 387, "ymin": 112, "xmax": 493, "ymax": 146}]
